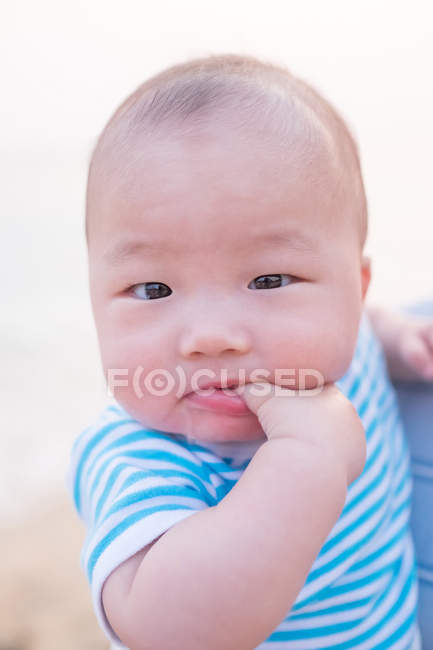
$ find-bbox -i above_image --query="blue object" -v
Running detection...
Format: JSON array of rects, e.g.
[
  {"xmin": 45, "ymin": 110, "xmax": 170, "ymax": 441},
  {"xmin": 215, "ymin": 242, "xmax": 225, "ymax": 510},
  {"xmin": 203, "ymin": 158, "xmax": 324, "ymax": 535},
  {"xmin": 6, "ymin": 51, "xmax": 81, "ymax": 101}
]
[{"xmin": 393, "ymin": 300, "xmax": 433, "ymax": 649}]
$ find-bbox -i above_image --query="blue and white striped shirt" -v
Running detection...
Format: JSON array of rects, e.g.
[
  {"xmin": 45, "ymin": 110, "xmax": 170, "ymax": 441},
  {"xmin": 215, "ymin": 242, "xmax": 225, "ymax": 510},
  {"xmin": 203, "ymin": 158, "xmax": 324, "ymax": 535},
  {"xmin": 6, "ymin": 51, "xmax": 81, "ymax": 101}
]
[{"xmin": 67, "ymin": 312, "xmax": 418, "ymax": 648}]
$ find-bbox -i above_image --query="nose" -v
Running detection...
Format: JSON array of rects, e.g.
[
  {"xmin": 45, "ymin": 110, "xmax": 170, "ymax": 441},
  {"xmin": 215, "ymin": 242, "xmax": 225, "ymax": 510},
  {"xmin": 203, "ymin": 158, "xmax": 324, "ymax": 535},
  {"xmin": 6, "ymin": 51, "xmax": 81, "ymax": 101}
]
[{"xmin": 178, "ymin": 317, "xmax": 252, "ymax": 360}]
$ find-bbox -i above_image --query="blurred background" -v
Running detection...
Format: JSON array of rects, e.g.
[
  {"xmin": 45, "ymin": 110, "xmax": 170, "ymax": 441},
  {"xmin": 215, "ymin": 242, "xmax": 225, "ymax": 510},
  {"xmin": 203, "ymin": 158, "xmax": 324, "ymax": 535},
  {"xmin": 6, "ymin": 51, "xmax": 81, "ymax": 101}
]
[{"xmin": 1, "ymin": 0, "xmax": 432, "ymax": 647}]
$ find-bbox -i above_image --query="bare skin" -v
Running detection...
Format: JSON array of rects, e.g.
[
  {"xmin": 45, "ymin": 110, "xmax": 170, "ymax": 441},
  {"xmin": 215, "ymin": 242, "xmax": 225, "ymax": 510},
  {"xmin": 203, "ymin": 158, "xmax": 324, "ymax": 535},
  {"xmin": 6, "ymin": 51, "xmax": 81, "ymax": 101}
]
[{"xmin": 367, "ymin": 304, "xmax": 433, "ymax": 381}]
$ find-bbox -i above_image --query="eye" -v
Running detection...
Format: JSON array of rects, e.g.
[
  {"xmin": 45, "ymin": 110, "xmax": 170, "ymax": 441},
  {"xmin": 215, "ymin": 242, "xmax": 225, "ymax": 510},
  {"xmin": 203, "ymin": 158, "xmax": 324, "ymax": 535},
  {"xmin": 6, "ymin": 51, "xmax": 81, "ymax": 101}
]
[
  {"xmin": 130, "ymin": 282, "xmax": 172, "ymax": 300},
  {"xmin": 248, "ymin": 274, "xmax": 296, "ymax": 290}
]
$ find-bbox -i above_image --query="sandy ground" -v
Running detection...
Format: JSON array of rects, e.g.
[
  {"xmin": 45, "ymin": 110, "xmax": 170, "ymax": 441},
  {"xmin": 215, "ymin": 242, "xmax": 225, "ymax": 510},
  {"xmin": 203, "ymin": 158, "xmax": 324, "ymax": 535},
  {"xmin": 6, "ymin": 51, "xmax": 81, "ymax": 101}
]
[{"xmin": 0, "ymin": 493, "xmax": 108, "ymax": 650}]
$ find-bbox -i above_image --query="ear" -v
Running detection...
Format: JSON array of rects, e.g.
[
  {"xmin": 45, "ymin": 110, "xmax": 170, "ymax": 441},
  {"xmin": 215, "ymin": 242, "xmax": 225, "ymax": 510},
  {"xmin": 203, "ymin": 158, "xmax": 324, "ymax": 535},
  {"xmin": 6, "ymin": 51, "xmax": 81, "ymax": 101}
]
[{"xmin": 361, "ymin": 255, "xmax": 371, "ymax": 303}]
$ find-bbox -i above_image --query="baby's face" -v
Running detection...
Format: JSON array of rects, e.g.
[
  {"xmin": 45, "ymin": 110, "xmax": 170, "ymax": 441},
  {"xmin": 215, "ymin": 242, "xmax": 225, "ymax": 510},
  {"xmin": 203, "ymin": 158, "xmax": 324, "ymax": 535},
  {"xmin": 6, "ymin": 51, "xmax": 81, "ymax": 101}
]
[{"xmin": 88, "ymin": 123, "xmax": 370, "ymax": 443}]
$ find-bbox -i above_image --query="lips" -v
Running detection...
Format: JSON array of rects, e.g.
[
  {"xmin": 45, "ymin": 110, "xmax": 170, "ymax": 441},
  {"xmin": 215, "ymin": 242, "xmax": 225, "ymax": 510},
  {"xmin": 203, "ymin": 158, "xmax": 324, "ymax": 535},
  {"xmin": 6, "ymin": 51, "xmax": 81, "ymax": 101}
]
[
  {"xmin": 188, "ymin": 377, "xmax": 246, "ymax": 394},
  {"xmin": 184, "ymin": 387, "xmax": 251, "ymax": 415}
]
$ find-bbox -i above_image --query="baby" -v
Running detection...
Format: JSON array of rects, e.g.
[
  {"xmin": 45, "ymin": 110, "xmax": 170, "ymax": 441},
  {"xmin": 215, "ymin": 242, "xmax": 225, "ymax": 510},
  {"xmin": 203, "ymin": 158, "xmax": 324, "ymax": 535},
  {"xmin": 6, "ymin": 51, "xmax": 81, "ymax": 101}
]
[{"xmin": 68, "ymin": 54, "xmax": 433, "ymax": 649}]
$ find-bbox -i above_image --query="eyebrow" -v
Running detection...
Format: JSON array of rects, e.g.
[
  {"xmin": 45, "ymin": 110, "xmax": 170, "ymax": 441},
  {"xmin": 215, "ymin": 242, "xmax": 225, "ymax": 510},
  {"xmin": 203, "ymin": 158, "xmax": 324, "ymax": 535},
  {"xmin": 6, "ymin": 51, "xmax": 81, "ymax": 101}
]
[{"xmin": 103, "ymin": 229, "xmax": 316, "ymax": 265}]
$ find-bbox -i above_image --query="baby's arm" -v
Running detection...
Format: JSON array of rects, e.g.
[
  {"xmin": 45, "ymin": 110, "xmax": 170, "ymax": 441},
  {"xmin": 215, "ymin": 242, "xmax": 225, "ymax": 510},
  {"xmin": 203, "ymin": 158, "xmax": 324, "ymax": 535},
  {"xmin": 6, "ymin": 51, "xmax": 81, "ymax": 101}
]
[
  {"xmin": 367, "ymin": 304, "xmax": 433, "ymax": 381},
  {"xmin": 102, "ymin": 384, "xmax": 366, "ymax": 650}
]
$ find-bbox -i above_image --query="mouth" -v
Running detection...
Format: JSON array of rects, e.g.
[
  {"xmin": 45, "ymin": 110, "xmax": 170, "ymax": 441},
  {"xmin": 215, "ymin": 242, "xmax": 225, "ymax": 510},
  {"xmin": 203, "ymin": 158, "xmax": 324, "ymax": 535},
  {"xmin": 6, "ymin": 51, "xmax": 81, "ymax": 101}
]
[
  {"xmin": 189, "ymin": 378, "xmax": 246, "ymax": 394},
  {"xmin": 184, "ymin": 382, "xmax": 250, "ymax": 415}
]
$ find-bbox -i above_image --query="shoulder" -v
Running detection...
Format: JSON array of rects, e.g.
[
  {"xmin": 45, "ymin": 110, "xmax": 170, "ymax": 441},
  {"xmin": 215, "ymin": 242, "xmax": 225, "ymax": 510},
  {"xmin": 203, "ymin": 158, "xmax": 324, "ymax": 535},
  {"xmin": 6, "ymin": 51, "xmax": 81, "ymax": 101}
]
[
  {"xmin": 68, "ymin": 403, "xmax": 216, "ymax": 645},
  {"xmin": 67, "ymin": 400, "xmax": 213, "ymax": 522}
]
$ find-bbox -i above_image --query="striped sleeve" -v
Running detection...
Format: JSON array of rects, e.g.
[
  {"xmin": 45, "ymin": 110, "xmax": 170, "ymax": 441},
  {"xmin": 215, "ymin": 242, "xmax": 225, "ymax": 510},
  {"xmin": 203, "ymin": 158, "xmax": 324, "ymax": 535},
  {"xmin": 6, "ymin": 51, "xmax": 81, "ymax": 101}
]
[{"xmin": 66, "ymin": 404, "xmax": 213, "ymax": 644}]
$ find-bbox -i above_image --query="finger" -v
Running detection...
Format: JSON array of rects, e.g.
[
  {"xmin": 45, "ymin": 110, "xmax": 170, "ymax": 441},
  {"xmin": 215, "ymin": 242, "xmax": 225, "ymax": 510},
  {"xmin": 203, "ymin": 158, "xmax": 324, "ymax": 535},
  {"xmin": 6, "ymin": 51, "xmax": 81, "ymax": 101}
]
[
  {"xmin": 240, "ymin": 382, "xmax": 275, "ymax": 413},
  {"xmin": 418, "ymin": 326, "xmax": 433, "ymax": 379},
  {"xmin": 400, "ymin": 333, "xmax": 433, "ymax": 380},
  {"xmin": 240, "ymin": 382, "xmax": 305, "ymax": 413},
  {"xmin": 421, "ymin": 323, "xmax": 433, "ymax": 350},
  {"xmin": 420, "ymin": 324, "xmax": 433, "ymax": 379}
]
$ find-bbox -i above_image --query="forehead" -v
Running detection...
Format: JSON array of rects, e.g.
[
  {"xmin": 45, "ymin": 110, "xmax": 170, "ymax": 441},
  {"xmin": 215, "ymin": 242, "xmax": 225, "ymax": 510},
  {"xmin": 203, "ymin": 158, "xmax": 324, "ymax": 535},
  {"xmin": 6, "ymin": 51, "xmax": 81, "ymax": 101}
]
[{"xmin": 87, "ymin": 116, "xmax": 344, "ymax": 254}]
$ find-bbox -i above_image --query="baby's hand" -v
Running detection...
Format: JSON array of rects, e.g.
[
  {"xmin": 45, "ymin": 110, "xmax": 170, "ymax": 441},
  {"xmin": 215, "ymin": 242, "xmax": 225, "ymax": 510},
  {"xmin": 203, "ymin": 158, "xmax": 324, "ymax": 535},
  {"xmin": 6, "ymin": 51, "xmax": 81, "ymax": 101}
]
[
  {"xmin": 391, "ymin": 316, "xmax": 433, "ymax": 382},
  {"xmin": 241, "ymin": 382, "xmax": 366, "ymax": 485},
  {"xmin": 368, "ymin": 306, "xmax": 433, "ymax": 382}
]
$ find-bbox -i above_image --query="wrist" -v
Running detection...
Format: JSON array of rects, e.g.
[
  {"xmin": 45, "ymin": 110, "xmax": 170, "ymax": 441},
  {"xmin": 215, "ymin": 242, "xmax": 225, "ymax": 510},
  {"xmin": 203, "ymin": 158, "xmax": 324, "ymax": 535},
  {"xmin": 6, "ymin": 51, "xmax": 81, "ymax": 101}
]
[{"xmin": 262, "ymin": 436, "xmax": 351, "ymax": 488}]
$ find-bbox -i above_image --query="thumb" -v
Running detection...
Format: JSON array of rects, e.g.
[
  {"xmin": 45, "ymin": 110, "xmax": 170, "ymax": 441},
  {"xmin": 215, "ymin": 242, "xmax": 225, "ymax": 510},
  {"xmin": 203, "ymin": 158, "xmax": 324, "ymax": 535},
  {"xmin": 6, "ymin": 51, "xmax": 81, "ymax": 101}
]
[
  {"xmin": 240, "ymin": 382, "xmax": 301, "ymax": 441},
  {"xmin": 240, "ymin": 382, "xmax": 283, "ymax": 413}
]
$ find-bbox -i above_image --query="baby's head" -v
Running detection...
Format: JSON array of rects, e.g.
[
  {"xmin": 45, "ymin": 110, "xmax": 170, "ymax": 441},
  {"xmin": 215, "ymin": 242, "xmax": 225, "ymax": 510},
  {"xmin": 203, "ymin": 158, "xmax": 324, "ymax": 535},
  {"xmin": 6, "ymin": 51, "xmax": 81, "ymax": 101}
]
[{"xmin": 86, "ymin": 54, "xmax": 371, "ymax": 444}]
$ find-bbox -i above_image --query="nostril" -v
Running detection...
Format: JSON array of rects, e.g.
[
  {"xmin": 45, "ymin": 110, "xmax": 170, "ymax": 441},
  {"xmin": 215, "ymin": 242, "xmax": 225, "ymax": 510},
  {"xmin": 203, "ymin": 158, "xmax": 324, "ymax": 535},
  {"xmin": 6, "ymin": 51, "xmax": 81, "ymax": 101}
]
[{"xmin": 179, "ymin": 332, "xmax": 252, "ymax": 359}]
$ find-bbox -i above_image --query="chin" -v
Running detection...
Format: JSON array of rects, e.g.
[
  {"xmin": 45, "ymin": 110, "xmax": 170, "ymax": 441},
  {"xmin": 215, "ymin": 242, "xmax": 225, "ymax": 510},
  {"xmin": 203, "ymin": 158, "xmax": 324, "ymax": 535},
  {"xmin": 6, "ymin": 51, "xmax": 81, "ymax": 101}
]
[
  {"xmin": 190, "ymin": 430, "xmax": 267, "ymax": 444},
  {"xmin": 182, "ymin": 412, "xmax": 267, "ymax": 444}
]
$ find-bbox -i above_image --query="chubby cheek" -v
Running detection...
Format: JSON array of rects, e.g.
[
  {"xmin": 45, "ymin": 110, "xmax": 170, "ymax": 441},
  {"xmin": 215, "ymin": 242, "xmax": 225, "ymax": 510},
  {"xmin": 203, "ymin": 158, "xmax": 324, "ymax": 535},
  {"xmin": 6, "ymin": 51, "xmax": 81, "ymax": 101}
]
[
  {"xmin": 112, "ymin": 386, "xmax": 175, "ymax": 431},
  {"xmin": 266, "ymin": 305, "xmax": 361, "ymax": 386},
  {"xmin": 99, "ymin": 332, "xmax": 180, "ymax": 428},
  {"xmin": 317, "ymin": 318, "xmax": 361, "ymax": 382}
]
